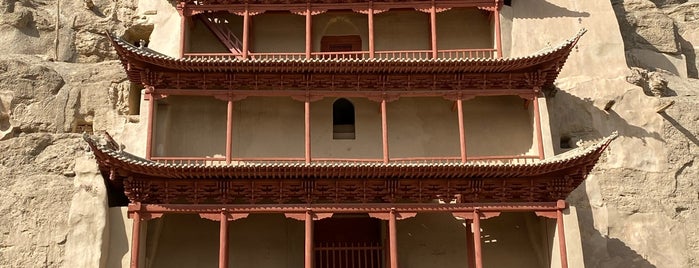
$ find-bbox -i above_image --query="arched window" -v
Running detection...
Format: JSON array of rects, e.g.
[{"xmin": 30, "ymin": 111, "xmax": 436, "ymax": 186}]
[{"xmin": 333, "ymin": 98, "xmax": 355, "ymax": 140}]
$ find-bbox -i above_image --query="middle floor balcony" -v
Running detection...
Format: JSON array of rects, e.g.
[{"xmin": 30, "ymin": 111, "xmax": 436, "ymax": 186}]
[{"xmin": 147, "ymin": 95, "xmax": 545, "ymax": 166}]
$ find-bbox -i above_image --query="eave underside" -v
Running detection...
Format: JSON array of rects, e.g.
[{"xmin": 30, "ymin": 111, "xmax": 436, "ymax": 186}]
[{"xmin": 86, "ymin": 133, "xmax": 614, "ymax": 205}]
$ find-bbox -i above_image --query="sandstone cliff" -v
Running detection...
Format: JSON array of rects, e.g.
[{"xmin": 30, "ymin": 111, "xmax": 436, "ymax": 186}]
[{"xmin": 0, "ymin": 0, "xmax": 697, "ymax": 267}]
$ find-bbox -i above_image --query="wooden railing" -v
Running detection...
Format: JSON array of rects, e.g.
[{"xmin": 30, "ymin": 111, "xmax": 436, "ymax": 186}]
[
  {"xmin": 183, "ymin": 48, "xmax": 498, "ymax": 61},
  {"xmin": 315, "ymin": 242, "xmax": 383, "ymax": 268},
  {"xmin": 149, "ymin": 155, "xmax": 540, "ymax": 165}
]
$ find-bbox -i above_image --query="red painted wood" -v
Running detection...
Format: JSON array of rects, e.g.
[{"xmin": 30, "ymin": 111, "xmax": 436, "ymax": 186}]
[
  {"xmin": 368, "ymin": 4, "xmax": 375, "ymax": 58},
  {"xmin": 466, "ymin": 219, "xmax": 476, "ymax": 268},
  {"xmin": 219, "ymin": 211, "xmax": 229, "ymax": 268},
  {"xmin": 305, "ymin": 5, "xmax": 312, "ymax": 59},
  {"xmin": 457, "ymin": 98, "xmax": 466, "ymax": 162},
  {"xmin": 305, "ymin": 100, "xmax": 311, "ymax": 163},
  {"xmin": 473, "ymin": 210, "xmax": 483, "ymax": 268},
  {"xmin": 242, "ymin": 8, "xmax": 250, "ymax": 59},
  {"xmin": 145, "ymin": 95, "xmax": 155, "ymax": 160},
  {"xmin": 381, "ymin": 99, "xmax": 388, "ymax": 163},
  {"xmin": 430, "ymin": 3, "xmax": 437, "ymax": 59},
  {"xmin": 130, "ymin": 212, "xmax": 142, "ymax": 268},
  {"xmin": 533, "ymin": 95, "xmax": 545, "ymax": 160},
  {"xmin": 557, "ymin": 204, "xmax": 569, "ymax": 268},
  {"xmin": 306, "ymin": 211, "xmax": 314, "ymax": 268},
  {"xmin": 226, "ymin": 99, "xmax": 233, "ymax": 164},
  {"xmin": 494, "ymin": 7, "xmax": 503, "ymax": 58},
  {"xmin": 388, "ymin": 211, "xmax": 398, "ymax": 268}
]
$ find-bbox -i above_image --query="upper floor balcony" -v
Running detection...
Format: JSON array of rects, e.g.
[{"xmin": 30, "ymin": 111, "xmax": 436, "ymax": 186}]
[{"xmin": 178, "ymin": 2, "xmax": 503, "ymax": 60}]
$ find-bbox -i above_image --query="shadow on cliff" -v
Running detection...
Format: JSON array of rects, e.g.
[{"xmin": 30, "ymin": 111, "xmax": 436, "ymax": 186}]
[
  {"xmin": 513, "ymin": 0, "xmax": 590, "ymax": 19},
  {"xmin": 548, "ymin": 89, "xmax": 663, "ymax": 148},
  {"xmin": 571, "ymin": 183, "xmax": 657, "ymax": 268},
  {"xmin": 548, "ymin": 89, "xmax": 659, "ymax": 266}
]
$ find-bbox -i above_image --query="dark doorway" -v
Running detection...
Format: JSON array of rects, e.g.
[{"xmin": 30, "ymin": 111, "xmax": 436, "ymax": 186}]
[{"xmin": 315, "ymin": 215, "xmax": 383, "ymax": 268}]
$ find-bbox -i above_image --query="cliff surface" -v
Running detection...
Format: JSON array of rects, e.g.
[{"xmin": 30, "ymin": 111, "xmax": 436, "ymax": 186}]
[{"xmin": 0, "ymin": 0, "xmax": 697, "ymax": 267}]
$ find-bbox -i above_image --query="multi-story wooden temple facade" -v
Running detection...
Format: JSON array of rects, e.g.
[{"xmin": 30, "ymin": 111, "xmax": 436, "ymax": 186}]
[{"xmin": 88, "ymin": 0, "xmax": 614, "ymax": 267}]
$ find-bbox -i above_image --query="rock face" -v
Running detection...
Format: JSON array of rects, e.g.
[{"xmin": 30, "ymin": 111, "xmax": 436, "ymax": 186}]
[{"xmin": 0, "ymin": 0, "xmax": 697, "ymax": 267}]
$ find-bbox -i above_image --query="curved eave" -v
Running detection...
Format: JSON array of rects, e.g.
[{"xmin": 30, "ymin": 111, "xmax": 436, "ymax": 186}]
[
  {"xmin": 109, "ymin": 29, "xmax": 585, "ymax": 87},
  {"xmin": 85, "ymin": 130, "xmax": 614, "ymax": 181}
]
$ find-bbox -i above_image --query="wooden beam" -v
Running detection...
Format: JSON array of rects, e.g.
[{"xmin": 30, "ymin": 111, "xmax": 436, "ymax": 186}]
[
  {"xmin": 466, "ymin": 219, "xmax": 476, "ymax": 268},
  {"xmin": 457, "ymin": 98, "xmax": 466, "ymax": 162},
  {"xmin": 305, "ymin": 4, "xmax": 312, "ymax": 59},
  {"xmin": 533, "ymin": 95, "xmax": 544, "ymax": 160},
  {"xmin": 305, "ymin": 210, "xmax": 314, "ymax": 268},
  {"xmin": 430, "ymin": 2, "xmax": 438, "ymax": 59},
  {"xmin": 219, "ymin": 210, "xmax": 229, "ymax": 268},
  {"xmin": 179, "ymin": 11, "xmax": 186, "ymax": 58},
  {"xmin": 305, "ymin": 99, "xmax": 311, "ymax": 163},
  {"xmin": 130, "ymin": 212, "xmax": 142, "ymax": 268},
  {"xmin": 494, "ymin": 7, "xmax": 502, "ymax": 58},
  {"xmin": 381, "ymin": 99, "xmax": 389, "ymax": 163},
  {"xmin": 557, "ymin": 202, "xmax": 569, "ymax": 268},
  {"xmin": 473, "ymin": 209, "xmax": 483, "ymax": 268},
  {"xmin": 389, "ymin": 210, "xmax": 398, "ymax": 268},
  {"xmin": 145, "ymin": 94, "xmax": 155, "ymax": 160},
  {"xmin": 226, "ymin": 99, "xmax": 233, "ymax": 164},
  {"xmin": 242, "ymin": 7, "xmax": 250, "ymax": 59},
  {"xmin": 368, "ymin": 3, "xmax": 375, "ymax": 58}
]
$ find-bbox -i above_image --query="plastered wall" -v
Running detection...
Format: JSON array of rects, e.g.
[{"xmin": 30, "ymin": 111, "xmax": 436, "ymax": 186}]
[{"xmin": 153, "ymin": 96, "xmax": 536, "ymax": 160}]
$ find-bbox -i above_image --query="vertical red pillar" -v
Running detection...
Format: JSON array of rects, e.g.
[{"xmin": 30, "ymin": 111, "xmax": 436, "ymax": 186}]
[
  {"xmin": 457, "ymin": 98, "xmax": 466, "ymax": 162},
  {"xmin": 368, "ymin": 3, "xmax": 375, "ymax": 59},
  {"xmin": 494, "ymin": 7, "xmax": 503, "ymax": 58},
  {"xmin": 389, "ymin": 210, "xmax": 398, "ymax": 268},
  {"xmin": 429, "ymin": 3, "xmax": 438, "ymax": 59},
  {"xmin": 305, "ymin": 4, "xmax": 312, "ymax": 59},
  {"xmin": 305, "ymin": 210, "xmax": 314, "ymax": 268},
  {"xmin": 145, "ymin": 93, "xmax": 155, "ymax": 160},
  {"xmin": 381, "ymin": 99, "xmax": 389, "ymax": 163},
  {"xmin": 473, "ymin": 210, "xmax": 483, "ymax": 268},
  {"xmin": 219, "ymin": 211, "xmax": 229, "ymax": 268},
  {"xmin": 305, "ymin": 99, "xmax": 311, "ymax": 163},
  {"xmin": 242, "ymin": 7, "xmax": 250, "ymax": 59},
  {"xmin": 533, "ymin": 95, "xmax": 544, "ymax": 160},
  {"xmin": 226, "ymin": 99, "xmax": 233, "ymax": 164},
  {"xmin": 557, "ymin": 202, "xmax": 569, "ymax": 268},
  {"xmin": 465, "ymin": 219, "xmax": 476, "ymax": 268},
  {"xmin": 179, "ymin": 10, "xmax": 186, "ymax": 58},
  {"xmin": 130, "ymin": 212, "xmax": 142, "ymax": 268}
]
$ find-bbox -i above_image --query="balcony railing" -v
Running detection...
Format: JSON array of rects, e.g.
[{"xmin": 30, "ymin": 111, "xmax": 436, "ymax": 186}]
[
  {"xmin": 150, "ymin": 155, "xmax": 541, "ymax": 166},
  {"xmin": 182, "ymin": 48, "xmax": 498, "ymax": 61}
]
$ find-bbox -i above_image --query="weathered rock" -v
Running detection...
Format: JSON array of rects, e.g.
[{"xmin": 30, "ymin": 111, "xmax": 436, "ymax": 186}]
[{"xmin": 614, "ymin": 0, "xmax": 679, "ymax": 54}]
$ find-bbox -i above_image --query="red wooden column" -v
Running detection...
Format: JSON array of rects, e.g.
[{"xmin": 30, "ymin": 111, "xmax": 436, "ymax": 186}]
[
  {"xmin": 178, "ymin": 6, "xmax": 186, "ymax": 58},
  {"xmin": 429, "ymin": 2, "xmax": 438, "ymax": 59},
  {"xmin": 465, "ymin": 219, "xmax": 476, "ymax": 268},
  {"xmin": 226, "ymin": 99, "xmax": 234, "ymax": 164},
  {"xmin": 494, "ymin": 4, "xmax": 503, "ymax": 58},
  {"xmin": 556, "ymin": 200, "xmax": 569, "ymax": 268},
  {"xmin": 242, "ymin": 6, "xmax": 250, "ymax": 59},
  {"xmin": 219, "ymin": 210, "xmax": 230, "ymax": 268},
  {"xmin": 368, "ymin": 2, "xmax": 375, "ymax": 58},
  {"xmin": 305, "ymin": 210, "xmax": 314, "ymax": 268},
  {"xmin": 130, "ymin": 211, "xmax": 142, "ymax": 268},
  {"xmin": 145, "ymin": 91, "xmax": 156, "ymax": 160},
  {"xmin": 305, "ymin": 4, "xmax": 312, "ymax": 59},
  {"xmin": 381, "ymin": 99, "xmax": 389, "ymax": 163},
  {"xmin": 457, "ymin": 98, "xmax": 467, "ymax": 162},
  {"xmin": 388, "ymin": 209, "xmax": 398, "ymax": 268},
  {"xmin": 472, "ymin": 210, "xmax": 483, "ymax": 268},
  {"xmin": 532, "ymin": 94, "xmax": 544, "ymax": 160},
  {"xmin": 305, "ymin": 99, "xmax": 311, "ymax": 163}
]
